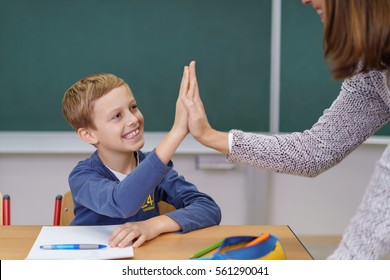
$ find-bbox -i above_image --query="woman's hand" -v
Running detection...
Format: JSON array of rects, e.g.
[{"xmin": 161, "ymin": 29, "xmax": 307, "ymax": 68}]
[{"xmin": 182, "ymin": 61, "xmax": 230, "ymax": 154}]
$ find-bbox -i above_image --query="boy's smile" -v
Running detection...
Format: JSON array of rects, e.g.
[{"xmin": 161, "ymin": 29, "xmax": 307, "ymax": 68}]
[{"xmin": 123, "ymin": 128, "xmax": 141, "ymax": 140}]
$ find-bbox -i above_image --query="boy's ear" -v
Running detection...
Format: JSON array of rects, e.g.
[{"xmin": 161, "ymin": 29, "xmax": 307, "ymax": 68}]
[{"xmin": 77, "ymin": 127, "xmax": 98, "ymax": 145}]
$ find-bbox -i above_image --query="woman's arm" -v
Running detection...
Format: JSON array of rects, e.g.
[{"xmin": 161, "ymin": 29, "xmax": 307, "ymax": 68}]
[
  {"xmin": 184, "ymin": 63, "xmax": 390, "ymax": 177},
  {"xmin": 228, "ymin": 71, "xmax": 390, "ymax": 177}
]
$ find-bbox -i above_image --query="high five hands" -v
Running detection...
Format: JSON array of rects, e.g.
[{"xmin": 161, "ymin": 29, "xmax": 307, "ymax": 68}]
[{"xmin": 181, "ymin": 61, "xmax": 230, "ymax": 155}]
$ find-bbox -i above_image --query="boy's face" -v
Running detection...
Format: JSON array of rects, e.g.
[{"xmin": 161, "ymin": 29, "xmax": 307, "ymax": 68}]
[{"xmin": 88, "ymin": 85, "xmax": 145, "ymax": 155}]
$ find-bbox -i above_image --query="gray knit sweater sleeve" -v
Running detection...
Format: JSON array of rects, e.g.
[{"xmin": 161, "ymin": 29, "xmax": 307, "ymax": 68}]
[{"xmin": 227, "ymin": 70, "xmax": 390, "ymax": 177}]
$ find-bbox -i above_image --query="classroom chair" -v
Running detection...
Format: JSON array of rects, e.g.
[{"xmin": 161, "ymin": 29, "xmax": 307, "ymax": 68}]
[
  {"xmin": 157, "ymin": 200, "xmax": 176, "ymax": 215},
  {"xmin": 53, "ymin": 191, "xmax": 176, "ymax": 226},
  {"xmin": 1, "ymin": 192, "xmax": 11, "ymax": 225},
  {"xmin": 53, "ymin": 191, "xmax": 74, "ymax": 226}
]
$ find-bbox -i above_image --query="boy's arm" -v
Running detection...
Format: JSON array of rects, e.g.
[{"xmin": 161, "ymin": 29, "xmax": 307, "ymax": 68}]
[
  {"xmin": 108, "ymin": 168, "xmax": 222, "ymax": 248},
  {"xmin": 156, "ymin": 169, "xmax": 222, "ymax": 233},
  {"xmin": 108, "ymin": 215, "xmax": 180, "ymax": 248},
  {"xmin": 70, "ymin": 150, "xmax": 173, "ymax": 218},
  {"xmin": 155, "ymin": 64, "xmax": 192, "ymax": 164}
]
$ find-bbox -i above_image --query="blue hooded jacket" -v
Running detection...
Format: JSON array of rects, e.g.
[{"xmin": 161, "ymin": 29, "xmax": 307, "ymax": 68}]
[{"xmin": 68, "ymin": 149, "xmax": 221, "ymax": 232}]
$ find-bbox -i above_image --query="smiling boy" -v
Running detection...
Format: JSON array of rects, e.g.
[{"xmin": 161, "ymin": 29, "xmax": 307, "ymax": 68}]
[{"xmin": 62, "ymin": 63, "xmax": 221, "ymax": 248}]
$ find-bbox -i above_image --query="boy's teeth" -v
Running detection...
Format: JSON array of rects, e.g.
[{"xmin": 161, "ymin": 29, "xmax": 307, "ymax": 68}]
[{"xmin": 125, "ymin": 129, "xmax": 139, "ymax": 139}]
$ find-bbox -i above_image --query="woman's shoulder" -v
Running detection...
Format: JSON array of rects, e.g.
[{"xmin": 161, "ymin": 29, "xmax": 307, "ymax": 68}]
[
  {"xmin": 343, "ymin": 69, "xmax": 390, "ymax": 100},
  {"xmin": 366, "ymin": 69, "xmax": 390, "ymax": 106}
]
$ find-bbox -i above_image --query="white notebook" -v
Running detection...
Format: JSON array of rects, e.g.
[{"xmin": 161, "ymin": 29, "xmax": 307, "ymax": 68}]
[{"xmin": 26, "ymin": 225, "xmax": 133, "ymax": 260}]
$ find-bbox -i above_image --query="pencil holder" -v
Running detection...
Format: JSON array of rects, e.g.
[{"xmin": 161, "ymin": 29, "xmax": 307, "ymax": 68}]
[{"xmin": 210, "ymin": 234, "xmax": 286, "ymax": 260}]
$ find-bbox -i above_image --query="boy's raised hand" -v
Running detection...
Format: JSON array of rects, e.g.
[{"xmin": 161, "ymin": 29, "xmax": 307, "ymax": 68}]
[
  {"xmin": 155, "ymin": 63, "xmax": 191, "ymax": 164},
  {"xmin": 172, "ymin": 64, "xmax": 190, "ymax": 136}
]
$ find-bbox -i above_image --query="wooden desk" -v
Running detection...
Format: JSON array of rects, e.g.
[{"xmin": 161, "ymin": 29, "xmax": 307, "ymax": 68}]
[{"xmin": 0, "ymin": 225, "xmax": 312, "ymax": 260}]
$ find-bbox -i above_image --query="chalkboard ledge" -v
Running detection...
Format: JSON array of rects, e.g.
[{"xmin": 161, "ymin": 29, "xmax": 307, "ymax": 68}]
[
  {"xmin": 364, "ymin": 136, "xmax": 390, "ymax": 145},
  {"xmin": 0, "ymin": 132, "xmax": 218, "ymax": 155},
  {"xmin": 0, "ymin": 132, "xmax": 389, "ymax": 154}
]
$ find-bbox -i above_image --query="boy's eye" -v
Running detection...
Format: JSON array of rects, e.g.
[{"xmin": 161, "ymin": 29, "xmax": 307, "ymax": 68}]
[
  {"xmin": 130, "ymin": 105, "xmax": 138, "ymax": 112},
  {"xmin": 113, "ymin": 113, "xmax": 121, "ymax": 119}
]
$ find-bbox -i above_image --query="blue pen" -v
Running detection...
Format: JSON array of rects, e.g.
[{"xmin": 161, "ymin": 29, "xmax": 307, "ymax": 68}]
[{"xmin": 40, "ymin": 244, "xmax": 107, "ymax": 250}]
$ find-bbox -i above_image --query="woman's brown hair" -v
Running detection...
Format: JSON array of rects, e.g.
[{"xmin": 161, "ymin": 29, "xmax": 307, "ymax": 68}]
[{"xmin": 324, "ymin": 0, "xmax": 390, "ymax": 79}]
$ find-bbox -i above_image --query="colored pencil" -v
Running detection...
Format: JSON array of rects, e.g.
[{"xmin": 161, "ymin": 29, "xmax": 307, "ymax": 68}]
[
  {"xmin": 245, "ymin": 233, "xmax": 270, "ymax": 247},
  {"xmin": 190, "ymin": 239, "xmax": 223, "ymax": 259}
]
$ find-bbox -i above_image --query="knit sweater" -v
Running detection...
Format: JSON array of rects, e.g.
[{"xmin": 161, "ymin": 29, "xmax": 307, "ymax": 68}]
[
  {"xmin": 227, "ymin": 70, "xmax": 390, "ymax": 177},
  {"xmin": 328, "ymin": 144, "xmax": 390, "ymax": 259}
]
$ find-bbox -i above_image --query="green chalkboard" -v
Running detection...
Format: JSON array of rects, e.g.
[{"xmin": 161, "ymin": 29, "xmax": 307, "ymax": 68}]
[
  {"xmin": 280, "ymin": 1, "xmax": 390, "ymax": 136},
  {"xmin": 0, "ymin": 0, "xmax": 271, "ymax": 132},
  {"xmin": 280, "ymin": 1, "xmax": 341, "ymax": 132}
]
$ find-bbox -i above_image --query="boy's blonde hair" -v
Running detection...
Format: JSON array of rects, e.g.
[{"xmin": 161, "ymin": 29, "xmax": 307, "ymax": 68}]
[{"xmin": 62, "ymin": 73, "xmax": 127, "ymax": 130}]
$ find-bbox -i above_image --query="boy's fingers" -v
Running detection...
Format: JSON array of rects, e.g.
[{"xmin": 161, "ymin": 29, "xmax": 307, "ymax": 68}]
[
  {"xmin": 109, "ymin": 226, "xmax": 124, "ymax": 242},
  {"xmin": 179, "ymin": 66, "xmax": 189, "ymax": 97},
  {"xmin": 118, "ymin": 233, "xmax": 137, "ymax": 248},
  {"xmin": 132, "ymin": 235, "xmax": 146, "ymax": 248}
]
